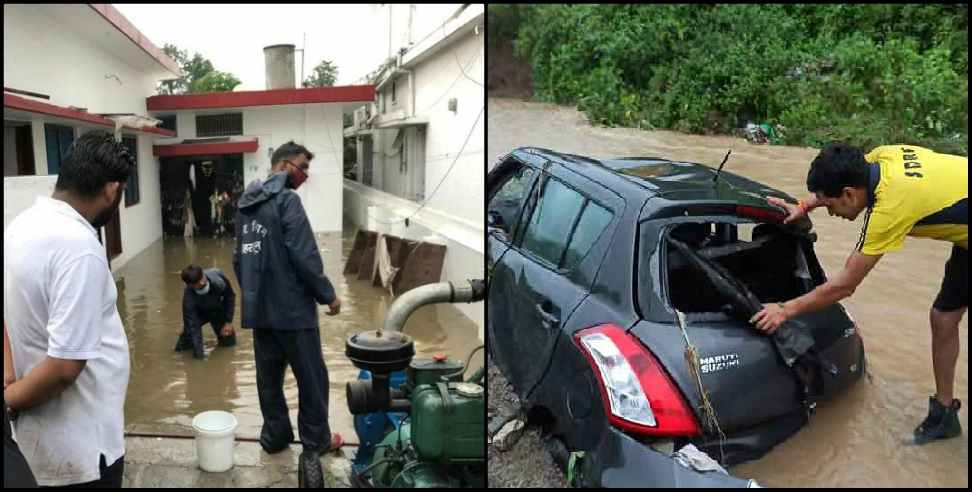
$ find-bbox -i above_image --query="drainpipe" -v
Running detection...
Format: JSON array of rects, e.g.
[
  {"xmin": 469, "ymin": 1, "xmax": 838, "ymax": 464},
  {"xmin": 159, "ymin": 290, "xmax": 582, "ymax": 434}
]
[
  {"xmin": 395, "ymin": 49, "xmax": 415, "ymax": 118},
  {"xmin": 403, "ymin": 68, "xmax": 415, "ymax": 118}
]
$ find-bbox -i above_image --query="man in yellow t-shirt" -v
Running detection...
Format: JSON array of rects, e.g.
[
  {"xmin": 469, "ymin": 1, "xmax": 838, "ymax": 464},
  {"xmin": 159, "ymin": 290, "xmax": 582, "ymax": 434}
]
[{"xmin": 750, "ymin": 143, "xmax": 968, "ymax": 445}]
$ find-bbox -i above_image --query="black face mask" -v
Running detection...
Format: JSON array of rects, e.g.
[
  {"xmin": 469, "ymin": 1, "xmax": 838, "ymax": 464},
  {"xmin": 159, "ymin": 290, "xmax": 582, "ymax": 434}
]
[{"xmin": 91, "ymin": 186, "xmax": 123, "ymax": 229}]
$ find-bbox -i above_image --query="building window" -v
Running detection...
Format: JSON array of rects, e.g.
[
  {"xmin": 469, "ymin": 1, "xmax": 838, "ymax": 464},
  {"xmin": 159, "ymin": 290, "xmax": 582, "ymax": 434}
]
[
  {"xmin": 159, "ymin": 115, "xmax": 177, "ymax": 133},
  {"xmin": 122, "ymin": 135, "xmax": 139, "ymax": 207},
  {"xmin": 196, "ymin": 113, "xmax": 242, "ymax": 137},
  {"xmin": 44, "ymin": 124, "xmax": 74, "ymax": 174},
  {"xmin": 391, "ymin": 80, "xmax": 397, "ymax": 106}
]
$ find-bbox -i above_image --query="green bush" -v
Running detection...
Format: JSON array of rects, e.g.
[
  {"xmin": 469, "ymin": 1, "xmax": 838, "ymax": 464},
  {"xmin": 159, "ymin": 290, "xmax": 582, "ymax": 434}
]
[{"xmin": 507, "ymin": 4, "xmax": 968, "ymax": 154}]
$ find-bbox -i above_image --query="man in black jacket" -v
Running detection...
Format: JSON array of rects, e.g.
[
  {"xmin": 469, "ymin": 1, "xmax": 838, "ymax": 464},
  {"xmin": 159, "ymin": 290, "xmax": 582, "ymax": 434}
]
[
  {"xmin": 175, "ymin": 265, "xmax": 237, "ymax": 359},
  {"xmin": 233, "ymin": 141, "xmax": 343, "ymax": 458}
]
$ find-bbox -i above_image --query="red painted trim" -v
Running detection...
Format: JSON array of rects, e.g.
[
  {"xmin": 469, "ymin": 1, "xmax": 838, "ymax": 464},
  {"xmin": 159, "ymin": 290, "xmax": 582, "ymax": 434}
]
[
  {"xmin": 88, "ymin": 4, "xmax": 183, "ymax": 77},
  {"xmin": 139, "ymin": 126, "xmax": 177, "ymax": 137},
  {"xmin": 6, "ymin": 92, "xmax": 112, "ymax": 126},
  {"xmin": 147, "ymin": 85, "xmax": 376, "ymax": 111},
  {"xmin": 4, "ymin": 92, "xmax": 177, "ymax": 137},
  {"xmin": 153, "ymin": 139, "xmax": 259, "ymax": 157}
]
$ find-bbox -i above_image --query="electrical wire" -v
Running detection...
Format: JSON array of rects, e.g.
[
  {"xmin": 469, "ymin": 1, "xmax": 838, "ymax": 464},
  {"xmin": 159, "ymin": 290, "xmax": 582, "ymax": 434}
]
[
  {"xmin": 390, "ymin": 460, "xmax": 430, "ymax": 488},
  {"xmin": 321, "ymin": 105, "xmax": 342, "ymax": 175},
  {"xmin": 440, "ymin": 344, "xmax": 485, "ymax": 380},
  {"xmin": 415, "ymin": 45, "xmax": 482, "ymax": 115},
  {"xmin": 442, "ymin": 22, "xmax": 483, "ymax": 88},
  {"xmin": 405, "ymin": 5, "xmax": 471, "ymax": 59},
  {"xmin": 366, "ymin": 105, "xmax": 484, "ymax": 226}
]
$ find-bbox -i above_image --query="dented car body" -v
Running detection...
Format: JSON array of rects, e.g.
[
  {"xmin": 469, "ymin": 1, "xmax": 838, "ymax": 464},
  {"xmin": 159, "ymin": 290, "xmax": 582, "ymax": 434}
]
[{"xmin": 487, "ymin": 148, "xmax": 865, "ymax": 487}]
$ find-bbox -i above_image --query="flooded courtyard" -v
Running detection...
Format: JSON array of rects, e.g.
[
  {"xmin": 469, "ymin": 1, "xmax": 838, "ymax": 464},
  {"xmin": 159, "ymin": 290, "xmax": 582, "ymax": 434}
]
[
  {"xmin": 114, "ymin": 224, "xmax": 483, "ymax": 445},
  {"xmin": 487, "ymin": 97, "xmax": 968, "ymax": 487}
]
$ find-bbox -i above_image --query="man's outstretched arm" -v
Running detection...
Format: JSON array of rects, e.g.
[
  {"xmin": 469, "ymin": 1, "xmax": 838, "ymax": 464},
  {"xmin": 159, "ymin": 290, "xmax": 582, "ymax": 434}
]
[{"xmin": 751, "ymin": 251, "xmax": 882, "ymax": 333}]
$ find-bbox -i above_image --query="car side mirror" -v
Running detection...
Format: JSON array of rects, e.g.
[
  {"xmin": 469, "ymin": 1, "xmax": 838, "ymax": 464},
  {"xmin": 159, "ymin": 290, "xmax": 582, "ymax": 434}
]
[
  {"xmin": 488, "ymin": 211, "xmax": 509, "ymax": 239},
  {"xmin": 488, "ymin": 210, "xmax": 506, "ymax": 229}
]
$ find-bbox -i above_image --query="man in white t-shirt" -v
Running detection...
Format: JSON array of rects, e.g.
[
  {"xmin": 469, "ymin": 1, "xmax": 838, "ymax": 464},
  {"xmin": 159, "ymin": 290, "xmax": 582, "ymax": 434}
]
[{"xmin": 3, "ymin": 131, "xmax": 134, "ymax": 487}]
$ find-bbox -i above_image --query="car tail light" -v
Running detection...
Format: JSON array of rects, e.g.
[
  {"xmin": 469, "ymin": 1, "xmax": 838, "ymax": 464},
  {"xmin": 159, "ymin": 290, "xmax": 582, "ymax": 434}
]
[
  {"xmin": 574, "ymin": 324, "xmax": 700, "ymax": 436},
  {"xmin": 736, "ymin": 205, "xmax": 785, "ymax": 223}
]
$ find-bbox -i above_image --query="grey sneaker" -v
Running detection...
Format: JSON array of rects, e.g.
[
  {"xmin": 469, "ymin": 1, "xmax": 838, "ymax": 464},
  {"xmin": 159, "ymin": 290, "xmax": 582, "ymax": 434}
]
[{"xmin": 914, "ymin": 396, "xmax": 962, "ymax": 445}]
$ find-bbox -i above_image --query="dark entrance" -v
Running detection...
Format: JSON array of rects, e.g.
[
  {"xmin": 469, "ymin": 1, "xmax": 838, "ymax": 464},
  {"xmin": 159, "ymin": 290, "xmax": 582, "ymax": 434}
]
[
  {"xmin": 3, "ymin": 121, "xmax": 35, "ymax": 176},
  {"xmin": 96, "ymin": 207, "xmax": 123, "ymax": 263},
  {"xmin": 159, "ymin": 154, "xmax": 244, "ymax": 237},
  {"xmin": 105, "ymin": 207, "xmax": 122, "ymax": 261}
]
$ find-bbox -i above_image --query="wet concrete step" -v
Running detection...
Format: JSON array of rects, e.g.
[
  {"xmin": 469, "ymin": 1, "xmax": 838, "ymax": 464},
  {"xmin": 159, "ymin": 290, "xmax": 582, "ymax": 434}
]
[{"xmin": 123, "ymin": 436, "xmax": 353, "ymax": 488}]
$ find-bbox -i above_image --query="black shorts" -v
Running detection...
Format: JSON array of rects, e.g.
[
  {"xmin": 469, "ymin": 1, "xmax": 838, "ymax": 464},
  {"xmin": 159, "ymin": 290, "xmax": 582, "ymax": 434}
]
[{"xmin": 933, "ymin": 244, "xmax": 968, "ymax": 311}]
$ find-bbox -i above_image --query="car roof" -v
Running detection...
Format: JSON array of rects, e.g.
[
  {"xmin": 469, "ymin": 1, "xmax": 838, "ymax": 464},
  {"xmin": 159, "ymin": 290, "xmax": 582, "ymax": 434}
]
[{"xmin": 510, "ymin": 147, "xmax": 790, "ymax": 208}]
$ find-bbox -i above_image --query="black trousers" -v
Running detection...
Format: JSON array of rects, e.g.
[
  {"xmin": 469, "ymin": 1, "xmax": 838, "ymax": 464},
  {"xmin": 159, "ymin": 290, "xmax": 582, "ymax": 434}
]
[
  {"xmin": 42, "ymin": 455, "xmax": 124, "ymax": 488},
  {"xmin": 175, "ymin": 314, "xmax": 236, "ymax": 357},
  {"xmin": 253, "ymin": 328, "xmax": 331, "ymax": 454}
]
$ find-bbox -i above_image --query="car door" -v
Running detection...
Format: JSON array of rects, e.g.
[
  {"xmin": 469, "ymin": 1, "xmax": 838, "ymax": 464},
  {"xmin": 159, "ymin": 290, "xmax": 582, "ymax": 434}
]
[
  {"xmin": 487, "ymin": 155, "xmax": 540, "ymax": 379},
  {"xmin": 490, "ymin": 162, "xmax": 597, "ymax": 399}
]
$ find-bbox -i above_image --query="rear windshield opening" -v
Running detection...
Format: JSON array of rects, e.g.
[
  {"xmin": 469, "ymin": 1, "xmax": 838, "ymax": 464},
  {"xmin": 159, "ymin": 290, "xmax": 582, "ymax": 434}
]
[{"xmin": 665, "ymin": 221, "xmax": 814, "ymax": 314}]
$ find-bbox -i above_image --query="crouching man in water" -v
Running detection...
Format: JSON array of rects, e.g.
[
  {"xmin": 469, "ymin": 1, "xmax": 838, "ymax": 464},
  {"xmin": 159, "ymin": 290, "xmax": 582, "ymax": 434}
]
[
  {"xmin": 233, "ymin": 141, "xmax": 344, "ymax": 461},
  {"xmin": 175, "ymin": 264, "xmax": 237, "ymax": 359},
  {"xmin": 751, "ymin": 143, "xmax": 967, "ymax": 445}
]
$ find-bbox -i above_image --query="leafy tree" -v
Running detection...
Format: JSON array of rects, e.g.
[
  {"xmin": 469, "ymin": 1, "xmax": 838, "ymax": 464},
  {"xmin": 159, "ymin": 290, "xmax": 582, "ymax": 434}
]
[
  {"xmin": 183, "ymin": 53, "xmax": 215, "ymax": 91},
  {"xmin": 502, "ymin": 4, "xmax": 967, "ymax": 154},
  {"xmin": 156, "ymin": 44, "xmax": 239, "ymax": 94},
  {"xmin": 303, "ymin": 60, "xmax": 338, "ymax": 88},
  {"xmin": 190, "ymin": 71, "xmax": 241, "ymax": 93},
  {"xmin": 157, "ymin": 44, "xmax": 188, "ymax": 95}
]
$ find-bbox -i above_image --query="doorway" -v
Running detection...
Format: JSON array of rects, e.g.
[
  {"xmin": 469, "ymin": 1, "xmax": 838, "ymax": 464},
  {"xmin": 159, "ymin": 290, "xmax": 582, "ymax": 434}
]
[
  {"xmin": 105, "ymin": 207, "xmax": 122, "ymax": 261},
  {"xmin": 4, "ymin": 120, "xmax": 35, "ymax": 176},
  {"xmin": 159, "ymin": 154, "xmax": 244, "ymax": 237}
]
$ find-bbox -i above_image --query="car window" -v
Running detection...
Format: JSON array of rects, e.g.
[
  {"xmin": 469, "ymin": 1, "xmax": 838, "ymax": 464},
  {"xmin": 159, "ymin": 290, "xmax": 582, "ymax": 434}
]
[
  {"xmin": 488, "ymin": 164, "xmax": 537, "ymax": 239},
  {"xmin": 563, "ymin": 200, "xmax": 613, "ymax": 269},
  {"xmin": 521, "ymin": 177, "xmax": 585, "ymax": 266}
]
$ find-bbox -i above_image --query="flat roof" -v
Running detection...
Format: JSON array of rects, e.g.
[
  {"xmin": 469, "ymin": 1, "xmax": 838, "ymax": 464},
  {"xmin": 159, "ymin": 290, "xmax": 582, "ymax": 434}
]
[{"xmin": 146, "ymin": 85, "xmax": 376, "ymax": 111}]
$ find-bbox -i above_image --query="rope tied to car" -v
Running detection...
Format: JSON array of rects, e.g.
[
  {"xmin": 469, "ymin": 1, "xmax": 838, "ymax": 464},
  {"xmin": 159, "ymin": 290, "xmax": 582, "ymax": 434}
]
[{"xmin": 675, "ymin": 309, "xmax": 727, "ymax": 464}]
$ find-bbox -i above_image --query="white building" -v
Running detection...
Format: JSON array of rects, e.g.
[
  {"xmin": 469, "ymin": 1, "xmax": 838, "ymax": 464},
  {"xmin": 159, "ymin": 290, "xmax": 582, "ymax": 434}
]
[
  {"xmin": 344, "ymin": 4, "xmax": 485, "ymax": 337},
  {"xmin": 5, "ymin": 4, "xmax": 374, "ymax": 271},
  {"xmin": 146, "ymin": 83, "xmax": 374, "ymax": 234},
  {"xmin": 4, "ymin": 4, "xmax": 183, "ymax": 271}
]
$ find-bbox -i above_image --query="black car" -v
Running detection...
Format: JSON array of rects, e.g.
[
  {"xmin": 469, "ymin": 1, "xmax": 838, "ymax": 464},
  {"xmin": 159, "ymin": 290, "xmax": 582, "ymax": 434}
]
[{"xmin": 487, "ymin": 148, "xmax": 866, "ymax": 487}]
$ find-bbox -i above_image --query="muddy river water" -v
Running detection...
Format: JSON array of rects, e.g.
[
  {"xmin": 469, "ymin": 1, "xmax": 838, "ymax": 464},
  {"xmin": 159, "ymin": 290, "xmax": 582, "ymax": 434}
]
[
  {"xmin": 487, "ymin": 97, "xmax": 967, "ymax": 487},
  {"xmin": 115, "ymin": 225, "xmax": 483, "ymax": 445}
]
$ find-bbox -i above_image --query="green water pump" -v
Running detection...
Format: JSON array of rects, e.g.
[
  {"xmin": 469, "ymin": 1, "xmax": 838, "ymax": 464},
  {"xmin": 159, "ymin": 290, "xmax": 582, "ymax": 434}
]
[{"xmin": 345, "ymin": 280, "xmax": 486, "ymax": 488}]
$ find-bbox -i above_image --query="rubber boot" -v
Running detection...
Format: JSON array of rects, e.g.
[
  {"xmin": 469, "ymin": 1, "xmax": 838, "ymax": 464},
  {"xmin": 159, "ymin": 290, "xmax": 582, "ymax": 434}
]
[{"xmin": 914, "ymin": 396, "xmax": 962, "ymax": 445}]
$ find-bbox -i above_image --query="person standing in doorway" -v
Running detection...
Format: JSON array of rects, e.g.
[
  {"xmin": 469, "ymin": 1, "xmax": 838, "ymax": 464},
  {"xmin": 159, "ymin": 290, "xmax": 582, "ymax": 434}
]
[
  {"xmin": 4, "ymin": 131, "xmax": 133, "ymax": 487},
  {"xmin": 233, "ymin": 141, "xmax": 344, "ymax": 462}
]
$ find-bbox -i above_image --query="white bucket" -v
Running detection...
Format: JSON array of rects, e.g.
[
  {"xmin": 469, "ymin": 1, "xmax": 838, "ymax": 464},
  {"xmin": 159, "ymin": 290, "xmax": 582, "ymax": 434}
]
[{"xmin": 191, "ymin": 410, "xmax": 238, "ymax": 472}]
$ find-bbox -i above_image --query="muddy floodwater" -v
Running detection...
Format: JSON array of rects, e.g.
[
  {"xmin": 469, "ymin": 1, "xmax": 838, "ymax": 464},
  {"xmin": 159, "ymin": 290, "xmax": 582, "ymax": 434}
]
[
  {"xmin": 115, "ymin": 224, "xmax": 483, "ymax": 444},
  {"xmin": 487, "ymin": 97, "xmax": 968, "ymax": 487}
]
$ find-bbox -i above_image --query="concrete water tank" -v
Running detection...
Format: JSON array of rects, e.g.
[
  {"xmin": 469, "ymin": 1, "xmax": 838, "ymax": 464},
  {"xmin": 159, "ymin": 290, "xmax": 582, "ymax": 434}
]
[{"xmin": 263, "ymin": 44, "xmax": 296, "ymax": 90}]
